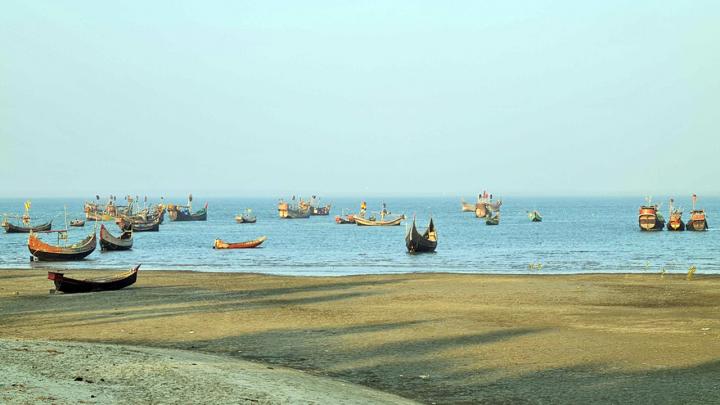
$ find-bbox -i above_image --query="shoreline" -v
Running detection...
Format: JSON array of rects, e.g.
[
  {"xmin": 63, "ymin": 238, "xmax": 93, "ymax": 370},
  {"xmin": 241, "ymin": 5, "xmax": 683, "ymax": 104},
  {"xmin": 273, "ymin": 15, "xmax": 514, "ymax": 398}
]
[{"xmin": 2, "ymin": 269, "xmax": 720, "ymax": 403}]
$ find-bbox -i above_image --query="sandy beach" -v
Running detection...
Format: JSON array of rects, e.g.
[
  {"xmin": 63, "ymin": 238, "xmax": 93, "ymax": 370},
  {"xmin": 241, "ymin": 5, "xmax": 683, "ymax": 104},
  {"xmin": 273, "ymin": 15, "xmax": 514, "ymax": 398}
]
[{"xmin": 2, "ymin": 269, "xmax": 720, "ymax": 404}]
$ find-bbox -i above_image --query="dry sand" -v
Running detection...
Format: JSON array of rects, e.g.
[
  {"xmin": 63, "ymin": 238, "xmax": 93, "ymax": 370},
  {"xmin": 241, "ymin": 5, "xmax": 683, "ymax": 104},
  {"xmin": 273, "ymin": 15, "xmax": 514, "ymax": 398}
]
[{"xmin": 2, "ymin": 269, "xmax": 720, "ymax": 404}]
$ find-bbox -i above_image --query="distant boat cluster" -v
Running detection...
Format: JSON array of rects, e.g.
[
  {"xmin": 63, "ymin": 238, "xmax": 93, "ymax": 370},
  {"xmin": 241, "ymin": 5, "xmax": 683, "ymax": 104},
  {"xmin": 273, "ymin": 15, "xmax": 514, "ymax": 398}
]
[
  {"xmin": 638, "ymin": 194, "xmax": 709, "ymax": 232},
  {"xmin": 2, "ymin": 191, "xmax": 710, "ymax": 268}
]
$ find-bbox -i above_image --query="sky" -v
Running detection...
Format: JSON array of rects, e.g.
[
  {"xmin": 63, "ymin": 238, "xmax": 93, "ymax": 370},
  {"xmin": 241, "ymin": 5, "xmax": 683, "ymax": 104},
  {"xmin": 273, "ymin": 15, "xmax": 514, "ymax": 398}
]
[{"xmin": 1, "ymin": 1, "xmax": 719, "ymax": 198}]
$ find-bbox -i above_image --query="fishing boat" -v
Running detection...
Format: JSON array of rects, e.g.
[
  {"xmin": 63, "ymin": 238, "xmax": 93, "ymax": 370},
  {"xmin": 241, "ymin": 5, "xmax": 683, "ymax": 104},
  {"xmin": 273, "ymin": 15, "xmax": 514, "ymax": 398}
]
[
  {"xmin": 473, "ymin": 191, "xmax": 502, "ymax": 218},
  {"xmin": 2, "ymin": 200, "xmax": 53, "ymax": 233},
  {"xmin": 299, "ymin": 196, "xmax": 332, "ymax": 215},
  {"xmin": 28, "ymin": 231, "xmax": 97, "ymax": 261},
  {"xmin": 278, "ymin": 199, "xmax": 311, "ymax": 219},
  {"xmin": 3, "ymin": 220, "xmax": 53, "ymax": 233},
  {"xmin": 235, "ymin": 209, "xmax": 257, "ymax": 223},
  {"xmin": 355, "ymin": 203, "xmax": 405, "ymax": 226},
  {"xmin": 405, "ymin": 217, "xmax": 437, "ymax": 253},
  {"xmin": 686, "ymin": 194, "xmax": 709, "ymax": 231},
  {"xmin": 99, "ymin": 224, "xmax": 133, "ymax": 251},
  {"xmin": 461, "ymin": 199, "xmax": 475, "ymax": 212},
  {"xmin": 167, "ymin": 194, "xmax": 207, "ymax": 221},
  {"xmin": 486, "ymin": 213, "xmax": 500, "ymax": 225},
  {"xmin": 666, "ymin": 199, "xmax": 684, "ymax": 231},
  {"xmin": 213, "ymin": 236, "xmax": 267, "ymax": 249},
  {"xmin": 638, "ymin": 199, "xmax": 665, "ymax": 231},
  {"xmin": 69, "ymin": 219, "xmax": 85, "ymax": 227},
  {"xmin": 335, "ymin": 209, "xmax": 356, "ymax": 224},
  {"xmin": 125, "ymin": 216, "xmax": 161, "ymax": 232},
  {"xmin": 48, "ymin": 265, "xmax": 140, "ymax": 294},
  {"xmin": 528, "ymin": 210, "xmax": 542, "ymax": 222},
  {"xmin": 84, "ymin": 196, "xmax": 118, "ymax": 221}
]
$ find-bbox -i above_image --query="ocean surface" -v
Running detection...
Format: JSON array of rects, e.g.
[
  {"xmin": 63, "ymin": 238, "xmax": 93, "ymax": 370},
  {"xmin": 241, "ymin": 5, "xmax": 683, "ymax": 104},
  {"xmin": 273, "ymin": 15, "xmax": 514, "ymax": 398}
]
[{"xmin": 1, "ymin": 197, "xmax": 718, "ymax": 276}]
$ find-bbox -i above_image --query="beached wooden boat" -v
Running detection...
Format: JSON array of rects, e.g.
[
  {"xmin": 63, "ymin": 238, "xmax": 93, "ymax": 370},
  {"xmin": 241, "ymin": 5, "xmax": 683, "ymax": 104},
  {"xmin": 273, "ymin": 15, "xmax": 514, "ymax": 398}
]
[
  {"xmin": 486, "ymin": 213, "xmax": 500, "ymax": 225},
  {"xmin": 100, "ymin": 224, "xmax": 133, "ymax": 251},
  {"xmin": 213, "ymin": 236, "xmax": 267, "ymax": 249},
  {"xmin": 28, "ymin": 231, "xmax": 97, "ymax": 261},
  {"xmin": 638, "ymin": 204, "xmax": 665, "ymax": 231},
  {"xmin": 355, "ymin": 214, "xmax": 405, "ymax": 226},
  {"xmin": 235, "ymin": 209, "xmax": 257, "ymax": 223},
  {"xmin": 3, "ymin": 220, "xmax": 52, "ymax": 233},
  {"xmin": 528, "ymin": 210, "xmax": 542, "ymax": 222},
  {"xmin": 48, "ymin": 265, "xmax": 140, "ymax": 294},
  {"xmin": 405, "ymin": 217, "xmax": 437, "ymax": 253},
  {"xmin": 69, "ymin": 219, "xmax": 85, "ymax": 227}
]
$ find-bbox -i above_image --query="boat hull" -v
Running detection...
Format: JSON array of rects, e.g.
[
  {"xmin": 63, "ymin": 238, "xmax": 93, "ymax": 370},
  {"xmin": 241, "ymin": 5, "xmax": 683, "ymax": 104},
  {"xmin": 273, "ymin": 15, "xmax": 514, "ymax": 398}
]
[
  {"xmin": 405, "ymin": 219, "xmax": 437, "ymax": 253},
  {"xmin": 29, "ymin": 233, "xmax": 97, "ymax": 261},
  {"xmin": 355, "ymin": 216, "xmax": 404, "ymax": 226},
  {"xmin": 48, "ymin": 265, "xmax": 139, "ymax": 294},
  {"xmin": 3, "ymin": 221, "xmax": 52, "ymax": 233},
  {"xmin": 100, "ymin": 225, "xmax": 133, "ymax": 251},
  {"xmin": 686, "ymin": 220, "xmax": 708, "ymax": 231},
  {"xmin": 213, "ymin": 236, "xmax": 267, "ymax": 249}
]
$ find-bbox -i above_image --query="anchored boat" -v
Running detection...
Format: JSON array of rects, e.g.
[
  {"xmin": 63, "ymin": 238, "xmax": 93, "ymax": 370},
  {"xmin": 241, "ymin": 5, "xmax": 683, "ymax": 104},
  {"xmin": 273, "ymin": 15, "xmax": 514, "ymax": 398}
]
[
  {"xmin": 28, "ymin": 230, "xmax": 97, "ymax": 261},
  {"xmin": 100, "ymin": 224, "xmax": 133, "ymax": 251},
  {"xmin": 405, "ymin": 217, "xmax": 437, "ymax": 253},
  {"xmin": 213, "ymin": 236, "xmax": 267, "ymax": 249},
  {"xmin": 638, "ymin": 199, "xmax": 665, "ymax": 231}
]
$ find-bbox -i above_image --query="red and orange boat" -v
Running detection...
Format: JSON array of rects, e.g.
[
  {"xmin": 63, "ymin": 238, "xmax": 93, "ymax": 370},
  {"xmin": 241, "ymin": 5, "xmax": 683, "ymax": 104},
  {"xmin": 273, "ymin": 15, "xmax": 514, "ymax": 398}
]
[
  {"xmin": 666, "ymin": 198, "xmax": 685, "ymax": 231},
  {"xmin": 29, "ymin": 231, "xmax": 97, "ymax": 261},
  {"xmin": 638, "ymin": 201, "xmax": 665, "ymax": 231},
  {"xmin": 686, "ymin": 194, "xmax": 709, "ymax": 231}
]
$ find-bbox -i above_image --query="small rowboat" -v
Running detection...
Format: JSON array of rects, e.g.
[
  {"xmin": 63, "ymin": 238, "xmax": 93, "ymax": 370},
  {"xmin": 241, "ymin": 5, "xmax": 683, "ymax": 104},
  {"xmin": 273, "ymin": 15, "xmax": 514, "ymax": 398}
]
[
  {"xmin": 355, "ymin": 214, "xmax": 405, "ymax": 226},
  {"xmin": 70, "ymin": 219, "xmax": 85, "ymax": 227},
  {"xmin": 48, "ymin": 265, "xmax": 140, "ymax": 294},
  {"xmin": 235, "ymin": 209, "xmax": 257, "ymax": 223},
  {"xmin": 528, "ymin": 210, "xmax": 542, "ymax": 222},
  {"xmin": 100, "ymin": 224, "xmax": 133, "ymax": 251},
  {"xmin": 405, "ymin": 217, "xmax": 437, "ymax": 253},
  {"xmin": 213, "ymin": 236, "xmax": 267, "ymax": 249},
  {"xmin": 486, "ymin": 213, "xmax": 500, "ymax": 226},
  {"xmin": 28, "ymin": 231, "xmax": 97, "ymax": 261}
]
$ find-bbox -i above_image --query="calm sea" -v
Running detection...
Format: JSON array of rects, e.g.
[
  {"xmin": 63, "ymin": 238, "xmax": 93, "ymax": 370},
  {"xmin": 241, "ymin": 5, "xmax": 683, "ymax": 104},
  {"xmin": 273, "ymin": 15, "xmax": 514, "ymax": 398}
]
[{"xmin": 1, "ymin": 197, "xmax": 718, "ymax": 275}]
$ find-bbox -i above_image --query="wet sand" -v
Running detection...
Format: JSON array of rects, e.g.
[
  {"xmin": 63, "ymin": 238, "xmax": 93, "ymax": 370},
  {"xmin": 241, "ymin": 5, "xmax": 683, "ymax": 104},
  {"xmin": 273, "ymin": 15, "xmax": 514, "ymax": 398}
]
[{"xmin": 2, "ymin": 269, "xmax": 720, "ymax": 404}]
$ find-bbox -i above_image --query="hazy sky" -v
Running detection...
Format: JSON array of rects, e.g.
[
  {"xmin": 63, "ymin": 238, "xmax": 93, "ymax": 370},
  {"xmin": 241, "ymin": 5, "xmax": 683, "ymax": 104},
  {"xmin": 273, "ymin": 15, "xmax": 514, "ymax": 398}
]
[{"xmin": 2, "ymin": 1, "xmax": 718, "ymax": 198}]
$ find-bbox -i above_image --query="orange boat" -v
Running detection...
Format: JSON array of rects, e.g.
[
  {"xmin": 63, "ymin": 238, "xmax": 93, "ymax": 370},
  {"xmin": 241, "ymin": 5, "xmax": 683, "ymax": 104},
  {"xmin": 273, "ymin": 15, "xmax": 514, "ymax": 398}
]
[
  {"xmin": 666, "ymin": 198, "xmax": 684, "ymax": 231},
  {"xmin": 213, "ymin": 236, "xmax": 267, "ymax": 249},
  {"xmin": 686, "ymin": 194, "xmax": 709, "ymax": 231},
  {"xmin": 638, "ymin": 199, "xmax": 665, "ymax": 231}
]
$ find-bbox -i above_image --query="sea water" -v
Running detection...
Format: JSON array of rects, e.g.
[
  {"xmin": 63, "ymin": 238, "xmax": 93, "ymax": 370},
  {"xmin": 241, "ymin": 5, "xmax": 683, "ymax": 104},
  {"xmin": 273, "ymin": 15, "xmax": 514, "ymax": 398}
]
[{"xmin": 0, "ymin": 197, "xmax": 718, "ymax": 275}]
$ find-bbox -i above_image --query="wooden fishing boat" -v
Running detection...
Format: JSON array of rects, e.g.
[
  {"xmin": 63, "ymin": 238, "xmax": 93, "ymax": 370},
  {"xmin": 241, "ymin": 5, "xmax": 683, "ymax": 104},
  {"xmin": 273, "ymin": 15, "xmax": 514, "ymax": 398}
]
[
  {"xmin": 48, "ymin": 265, "xmax": 140, "ymax": 294},
  {"xmin": 355, "ymin": 213, "xmax": 405, "ymax": 226},
  {"xmin": 299, "ymin": 196, "xmax": 331, "ymax": 215},
  {"xmin": 70, "ymin": 219, "xmax": 85, "ymax": 227},
  {"xmin": 474, "ymin": 203, "xmax": 488, "ymax": 219},
  {"xmin": 167, "ymin": 203, "xmax": 207, "ymax": 221},
  {"xmin": 638, "ymin": 204, "xmax": 665, "ymax": 231},
  {"xmin": 528, "ymin": 210, "xmax": 542, "ymax": 222},
  {"xmin": 666, "ymin": 199, "xmax": 684, "ymax": 231},
  {"xmin": 687, "ymin": 210, "xmax": 708, "ymax": 231},
  {"xmin": 461, "ymin": 199, "xmax": 475, "ymax": 212},
  {"xmin": 235, "ymin": 209, "xmax": 257, "ymax": 223},
  {"xmin": 28, "ymin": 231, "xmax": 97, "ymax": 261},
  {"xmin": 213, "ymin": 236, "xmax": 267, "ymax": 249},
  {"xmin": 100, "ymin": 224, "xmax": 133, "ymax": 251},
  {"xmin": 686, "ymin": 194, "xmax": 709, "ymax": 231},
  {"xmin": 405, "ymin": 217, "xmax": 437, "ymax": 253},
  {"xmin": 486, "ymin": 213, "xmax": 500, "ymax": 225},
  {"xmin": 128, "ymin": 216, "xmax": 161, "ymax": 232},
  {"xmin": 84, "ymin": 196, "xmax": 118, "ymax": 221},
  {"xmin": 3, "ymin": 220, "xmax": 52, "ymax": 233},
  {"xmin": 278, "ymin": 200, "xmax": 311, "ymax": 219}
]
